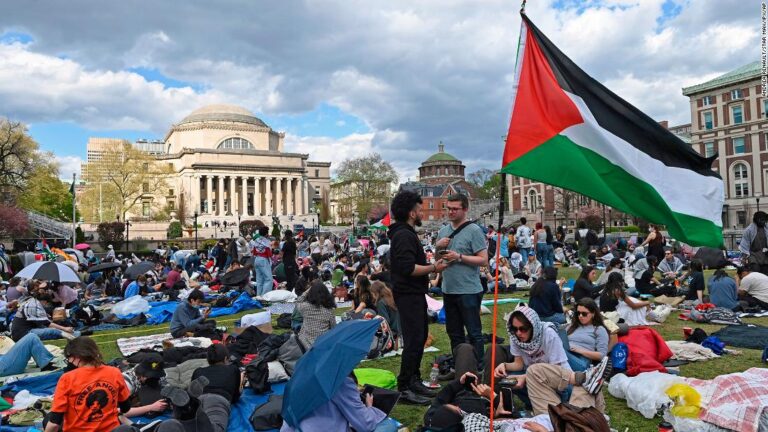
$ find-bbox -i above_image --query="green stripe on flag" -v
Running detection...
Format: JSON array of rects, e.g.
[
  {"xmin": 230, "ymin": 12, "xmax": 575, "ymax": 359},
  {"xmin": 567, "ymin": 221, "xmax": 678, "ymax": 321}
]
[{"xmin": 501, "ymin": 135, "xmax": 723, "ymax": 248}]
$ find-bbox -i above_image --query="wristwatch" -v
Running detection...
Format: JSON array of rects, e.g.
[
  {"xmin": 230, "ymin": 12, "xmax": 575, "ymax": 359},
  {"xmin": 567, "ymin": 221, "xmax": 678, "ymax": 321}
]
[{"xmin": 458, "ymin": 254, "xmax": 463, "ymax": 263}]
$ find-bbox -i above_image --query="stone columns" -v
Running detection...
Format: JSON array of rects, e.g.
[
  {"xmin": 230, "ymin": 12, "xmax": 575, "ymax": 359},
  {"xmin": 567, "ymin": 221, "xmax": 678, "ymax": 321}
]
[
  {"xmin": 205, "ymin": 176, "xmax": 212, "ymax": 214},
  {"xmin": 240, "ymin": 177, "xmax": 247, "ymax": 217},
  {"xmin": 265, "ymin": 177, "xmax": 273, "ymax": 216},
  {"xmin": 228, "ymin": 176, "xmax": 235, "ymax": 215},
  {"xmin": 275, "ymin": 177, "xmax": 283, "ymax": 215},
  {"xmin": 286, "ymin": 178, "xmax": 294, "ymax": 215},
  {"xmin": 217, "ymin": 175, "xmax": 225, "ymax": 216},
  {"xmin": 190, "ymin": 175, "xmax": 200, "ymax": 214},
  {"xmin": 254, "ymin": 177, "xmax": 261, "ymax": 216}
]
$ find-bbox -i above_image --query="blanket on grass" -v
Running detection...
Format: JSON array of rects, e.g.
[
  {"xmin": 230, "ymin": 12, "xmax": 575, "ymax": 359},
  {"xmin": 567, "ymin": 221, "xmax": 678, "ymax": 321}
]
[
  {"xmin": 711, "ymin": 325, "xmax": 768, "ymax": 349},
  {"xmin": 687, "ymin": 368, "xmax": 768, "ymax": 432},
  {"xmin": 116, "ymin": 292, "xmax": 262, "ymax": 325}
]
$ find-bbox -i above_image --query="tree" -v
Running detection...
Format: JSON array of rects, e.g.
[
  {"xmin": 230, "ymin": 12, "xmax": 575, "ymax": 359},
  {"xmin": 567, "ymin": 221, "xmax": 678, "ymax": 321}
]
[
  {"xmin": 80, "ymin": 141, "xmax": 173, "ymax": 222},
  {"xmin": 467, "ymin": 169, "xmax": 496, "ymax": 188},
  {"xmin": 577, "ymin": 206, "xmax": 603, "ymax": 232},
  {"xmin": 467, "ymin": 169, "xmax": 503, "ymax": 200},
  {"xmin": 96, "ymin": 221, "xmax": 124, "ymax": 249},
  {"xmin": 0, "ymin": 119, "xmax": 56, "ymax": 203},
  {"xmin": 0, "ymin": 205, "xmax": 29, "ymax": 238},
  {"xmin": 17, "ymin": 166, "xmax": 78, "ymax": 222},
  {"xmin": 334, "ymin": 153, "xmax": 398, "ymax": 222},
  {"xmin": 168, "ymin": 221, "xmax": 182, "ymax": 239},
  {"xmin": 552, "ymin": 188, "xmax": 580, "ymax": 226},
  {"xmin": 240, "ymin": 219, "xmax": 266, "ymax": 237}
]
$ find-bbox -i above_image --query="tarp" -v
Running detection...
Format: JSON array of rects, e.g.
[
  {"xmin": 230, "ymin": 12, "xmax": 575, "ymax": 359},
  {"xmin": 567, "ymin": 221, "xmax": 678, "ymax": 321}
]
[
  {"xmin": 228, "ymin": 383, "xmax": 286, "ymax": 432},
  {"xmin": 692, "ymin": 247, "xmax": 729, "ymax": 269},
  {"xmin": 117, "ymin": 292, "xmax": 263, "ymax": 325}
]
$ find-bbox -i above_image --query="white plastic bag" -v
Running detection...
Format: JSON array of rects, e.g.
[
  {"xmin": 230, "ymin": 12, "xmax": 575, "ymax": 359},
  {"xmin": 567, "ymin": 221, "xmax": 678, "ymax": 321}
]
[
  {"xmin": 112, "ymin": 296, "xmax": 150, "ymax": 316},
  {"xmin": 608, "ymin": 371, "xmax": 685, "ymax": 418},
  {"xmin": 261, "ymin": 290, "xmax": 297, "ymax": 302}
]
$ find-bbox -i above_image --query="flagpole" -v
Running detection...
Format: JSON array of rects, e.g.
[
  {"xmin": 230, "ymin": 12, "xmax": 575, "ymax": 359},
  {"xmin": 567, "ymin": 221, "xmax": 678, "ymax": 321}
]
[{"xmin": 72, "ymin": 173, "xmax": 76, "ymax": 247}]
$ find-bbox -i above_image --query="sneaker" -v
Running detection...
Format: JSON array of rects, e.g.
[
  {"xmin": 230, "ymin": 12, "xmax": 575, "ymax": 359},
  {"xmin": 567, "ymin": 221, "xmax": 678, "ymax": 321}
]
[
  {"xmin": 582, "ymin": 356, "xmax": 612, "ymax": 395},
  {"xmin": 161, "ymin": 386, "xmax": 191, "ymax": 407},
  {"xmin": 188, "ymin": 376, "xmax": 210, "ymax": 398},
  {"xmin": 399, "ymin": 389, "xmax": 431, "ymax": 405},
  {"xmin": 437, "ymin": 369, "xmax": 455, "ymax": 381},
  {"xmin": 409, "ymin": 380, "xmax": 438, "ymax": 397}
]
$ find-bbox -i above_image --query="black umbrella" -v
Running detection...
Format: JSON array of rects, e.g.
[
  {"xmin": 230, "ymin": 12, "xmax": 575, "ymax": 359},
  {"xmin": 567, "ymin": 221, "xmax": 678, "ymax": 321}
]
[
  {"xmin": 16, "ymin": 262, "xmax": 81, "ymax": 283},
  {"xmin": 87, "ymin": 261, "xmax": 123, "ymax": 273},
  {"xmin": 219, "ymin": 267, "xmax": 251, "ymax": 286},
  {"xmin": 123, "ymin": 261, "xmax": 155, "ymax": 280}
]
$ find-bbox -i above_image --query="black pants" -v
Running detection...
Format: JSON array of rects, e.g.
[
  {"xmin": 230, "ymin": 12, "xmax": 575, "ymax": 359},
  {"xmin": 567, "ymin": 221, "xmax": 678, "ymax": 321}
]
[
  {"xmin": 285, "ymin": 262, "xmax": 298, "ymax": 291},
  {"xmin": 742, "ymin": 293, "xmax": 768, "ymax": 310},
  {"xmin": 394, "ymin": 292, "xmax": 428, "ymax": 390},
  {"xmin": 443, "ymin": 292, "xmax": 484, "ymax": 366}
]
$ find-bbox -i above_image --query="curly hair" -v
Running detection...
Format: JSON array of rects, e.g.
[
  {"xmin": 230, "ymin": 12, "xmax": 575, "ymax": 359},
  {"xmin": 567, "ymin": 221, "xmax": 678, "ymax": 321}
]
[{"xmin": 390, "ymin": 190, "xmax": 422, "ymax": 223}]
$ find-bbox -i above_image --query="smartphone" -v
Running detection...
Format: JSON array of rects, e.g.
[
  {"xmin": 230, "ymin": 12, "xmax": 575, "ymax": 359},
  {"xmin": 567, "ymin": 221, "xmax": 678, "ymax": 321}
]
[
  {"xmin": 362, "ymin": 384, "xmax": 375, "ymax": 397},
  {"xmin": 501, "ymin": 387, "xmax": 514, "ymax": 412},
  {"xmin": 464, "ymin": 375, "xmax": 476, "ymax": 390},
  {"xmin": 500, "ymin": 377, "xmax": 518, "ymax": 387}
]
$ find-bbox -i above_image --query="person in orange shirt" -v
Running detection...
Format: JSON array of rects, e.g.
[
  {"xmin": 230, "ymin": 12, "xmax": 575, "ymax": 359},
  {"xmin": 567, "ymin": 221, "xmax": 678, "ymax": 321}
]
[{"xmin": 44, "ymin": 337, "xmax": 131, "ymax": 432}]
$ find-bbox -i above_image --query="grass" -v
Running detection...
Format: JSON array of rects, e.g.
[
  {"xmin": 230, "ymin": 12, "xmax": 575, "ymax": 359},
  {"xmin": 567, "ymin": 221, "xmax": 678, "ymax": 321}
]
[{"xmin": 50, "ymin": 267, "xmax": 767, "ymax": 431}]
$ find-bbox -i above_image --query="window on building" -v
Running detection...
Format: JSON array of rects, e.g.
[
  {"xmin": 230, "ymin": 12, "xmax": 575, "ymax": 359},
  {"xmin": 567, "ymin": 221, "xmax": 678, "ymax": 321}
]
[
  {"xmin": 142, "ymin": 163, "xmax": 149, "ymax": 172},
  {"xmin": 212, "ymin": 200, "xmax": 217, "ymax": 213},
  {"xmin": 142, "ymin": 202, "xmax": 150, "ymax": 217},
  {"xmin": 703, "ymin": 111, "xmax": 713, "ymax": 130},
  {"xmin": 702, "ymin": 95, "xmax": 714, "ymax": 106},
  {"xmin": 764, "ymin": 99, "xmax": 768, "ymax": 118},
  {"xmin": 142, "ymin": 183, "xmax": 149, "ymax": 193},
  {"xmin": 732, "ymin": 105, "xmax": 743, "ymax": 124},
  {"xmin": 733, "ymin": 162, "xmax": 749, "ymax": 197},
  {"xmin": 442, "ymin": 202, "xmax": 446, "ymax": 209},
  {"xmin": 528, "ymin": 190, "xmax": 537, "ymax": 212},
  {"xmin": 315, "ymin": 169, "xmax": 319, "ymax": 177},
  {"xmin": 733, "ymin": 137, "xmax": 746, "ymax": 154},
  {"xmin": 168, "ymin": 189, "xmax": 174, "ymax": 196},
  {"xmin": 731, "ymin": 89, "xmax": 743, "ymax": 100},
  {"xmin": 429, "ymin": 215, "xmax": 434, "ymax": 220},
  {"xmin": 168, "ymin": 201, "xmax": 175, "ymax": 209},
  {"xmin": 704, "ymin": 142, "xmax": 715, "ymax": 157},
  {"xmin": 217, "ymin": 137, "xmax": 254, "ymax": 150},
  {"xmin": 429, "ymin": 201, "xmax": 434, "ymax": 209},
  {"xmin": 738, "ymin": 210, "xmax": 747, "ymax": 227}
]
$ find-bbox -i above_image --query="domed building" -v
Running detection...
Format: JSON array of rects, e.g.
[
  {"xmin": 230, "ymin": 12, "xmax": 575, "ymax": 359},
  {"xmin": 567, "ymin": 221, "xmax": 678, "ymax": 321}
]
[
  {"xmin": 81, "ymin": 104, "xmax": 331, "ymax": 227},
  {"xmin": 418, "ymin": 142, "xmax": 466, "ymax": 185}
]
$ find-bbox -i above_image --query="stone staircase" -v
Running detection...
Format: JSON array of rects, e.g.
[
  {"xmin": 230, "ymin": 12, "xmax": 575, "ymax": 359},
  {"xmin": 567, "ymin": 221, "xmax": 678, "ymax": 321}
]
[{"xmin": 27, "ymin": 210, "xmax": 72, "ymax": 239}]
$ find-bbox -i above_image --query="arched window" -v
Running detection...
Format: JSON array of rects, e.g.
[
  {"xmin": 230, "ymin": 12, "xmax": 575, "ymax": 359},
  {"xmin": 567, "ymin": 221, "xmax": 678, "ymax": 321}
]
[
  {"xmin": 528, "ymin": 190, "xmax": 537, "ymax": 212},
  {"xmin": 218, "ymin": 137, "xmax": 254, "ymax": 150},
  {"xmin": 733, "ymin": 162, "xmax": 750, "ymax": 197}
]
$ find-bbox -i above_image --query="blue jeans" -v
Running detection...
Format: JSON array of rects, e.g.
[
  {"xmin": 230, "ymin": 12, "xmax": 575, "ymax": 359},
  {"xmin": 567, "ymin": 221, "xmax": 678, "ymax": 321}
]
[
  {"xmin": 443, "ymin": 292, "xmax": 484, "ymax": 364},
  {"xmin": 0, "ymin": 334, "xmax": 53, "ymax": 376},
  {"xmin": 545, "ymin": 244, "xmax": 555, "ymax": 268},
  {"xmin": 519, "ymin": 247, "xmax": 531, "ymax": 259},
  {"xmin": 536, "ymin": 243, "xmax": 547, "ymax": 267},
  {"xmin": 254, "ymin": 256, "xmax": 273, "ymax": 296},
  {"xmin": 374, "ymin": 418, "xmax": 399, "ymax": 432},
  {"xmin": 566, "ymin": 350, "xmax": 591, "ymax": 372},
  {"xmin": 30, "ymin": 327, "xmax": 80, "ymax": 340},
  {"xmin": 540, "ymin": 313, "xmax": 566, "ymax": 325}
]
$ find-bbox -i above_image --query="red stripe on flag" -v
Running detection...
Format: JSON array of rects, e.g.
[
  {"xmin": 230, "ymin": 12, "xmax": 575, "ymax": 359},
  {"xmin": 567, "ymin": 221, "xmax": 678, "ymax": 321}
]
[{"xmin": 503, "ymin": 27, "xmax": 584, "ymax": 166}]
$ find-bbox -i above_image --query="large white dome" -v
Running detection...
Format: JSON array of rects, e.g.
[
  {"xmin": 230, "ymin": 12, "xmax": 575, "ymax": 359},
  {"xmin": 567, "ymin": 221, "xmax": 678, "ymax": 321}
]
[{"xmin": 178, "ymin": 104, "xmax": 268, "ymax": 128}]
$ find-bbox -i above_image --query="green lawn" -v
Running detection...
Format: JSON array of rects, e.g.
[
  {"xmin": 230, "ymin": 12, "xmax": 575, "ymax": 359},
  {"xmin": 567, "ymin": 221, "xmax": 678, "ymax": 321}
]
[{"xmin": 49, "ymin": 268, "xmax": 767, "ymax": 431}]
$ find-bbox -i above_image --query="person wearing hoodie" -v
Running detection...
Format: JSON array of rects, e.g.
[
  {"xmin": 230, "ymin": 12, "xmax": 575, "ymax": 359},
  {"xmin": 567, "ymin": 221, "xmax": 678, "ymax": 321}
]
[{"xmin": 388, "ymin": 190, "xmax": 448, "ymax": 405}]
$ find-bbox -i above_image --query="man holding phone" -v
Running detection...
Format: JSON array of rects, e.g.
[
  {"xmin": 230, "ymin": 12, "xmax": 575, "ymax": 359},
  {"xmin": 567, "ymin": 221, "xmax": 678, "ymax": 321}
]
[
  {"xmin": 169, "ymin": 289, "xmax": 215, "ymax": 338},
  {"xmin": 435, "ymin": 193, "xmax": 488, "ymax": 364}
]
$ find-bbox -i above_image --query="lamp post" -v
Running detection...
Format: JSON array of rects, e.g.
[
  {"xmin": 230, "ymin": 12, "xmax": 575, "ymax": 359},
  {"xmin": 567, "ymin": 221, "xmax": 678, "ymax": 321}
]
[
  {"xmin": 608, "ymin": 209, "xmax": 613, "ymax": 229},
  {"xmin": 193, "ymin": 211, "xmax": 199, "ymax": 251},
  {"xmin": 757, "ymin": 197, "xmax": 761, "ymax": 212},
  {"xmin": 125, "ymin": 220, "xmax": 131, "ymax": 252}
]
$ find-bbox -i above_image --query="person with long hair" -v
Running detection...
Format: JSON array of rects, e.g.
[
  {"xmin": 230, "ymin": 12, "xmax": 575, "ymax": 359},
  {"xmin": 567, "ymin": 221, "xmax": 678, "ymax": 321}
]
[
  {"xmin": 543, "ymin": 225, "xmax": 555, "ymax": 268},
  {"xmin": 614, "ymin": 276, "xmax": 654, "ymax": 326},
  {"xmin": 595, "ymin": 258, "xmax": 623, "ymax": 286},
  {"xmin": 685, "ymin": 259, "xmax": 705, "ymax": 304},
  {"xmin": 708, "ymin": 268, "xmax": 740, "ymax": 311},
  {"xmin": 46, "ymin": 337, "xmax": 130, "ymax": 432},
  {"xmin": 566, "ymin": 299, "xmax": 609, "ymax": 372},
  {"xmin": 572, "ymin": 266, "xmax": 601, "ymax": 302},
  {"xmin": 483, "ymin": 307, "xmax": 611, "ymax": 416},
  {"xmin": 534, "ymin": 222, "xmax": 548, "ymax": 268},
  {"xmin": 599, "ymin": 272, "xmax": 625, "ymax": 313},
  {"xmin": 528, "ymin": 267, "xmax": 566, "ymax": 324},
  {"xmin": 371, "ymin": 281, "xmax": 401, "ymax": 338},
  {"xmin": 641, "ymin": 225, "xmax": 665, "ymax": 264},
  {"xmin": 353, "ymin": 275, "xmax": 375, "ymax": 314},
  {"xmin": 296, "ymin": 280, "xmax": 337, "ymax": 347}
]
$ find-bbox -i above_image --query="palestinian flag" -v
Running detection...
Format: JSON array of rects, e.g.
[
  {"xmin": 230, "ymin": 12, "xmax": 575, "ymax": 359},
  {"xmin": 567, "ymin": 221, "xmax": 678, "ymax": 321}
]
[
  {"xmin": 372, "ymin": 212, "xmax": 391, "ymax": 229},
  {"xmin": 502, "ymin": 13, "xmax": 724, "ymax": 247}
]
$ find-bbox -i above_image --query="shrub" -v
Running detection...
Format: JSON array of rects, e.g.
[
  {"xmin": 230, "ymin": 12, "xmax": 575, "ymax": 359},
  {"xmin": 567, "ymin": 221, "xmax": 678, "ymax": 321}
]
[
  {"xmin": 202, "ymin": 239, "xmax": 218, "ymax": 251},
  {"xmin": 75, "ymin": 226, "xmax": 85, "ymax": 243},
  {"xmin": 606, "ymin": 225, "xmax": 640, "ymax": 233},
  {"xmin": 97, "ymin": 222, "xmax": 125, "ymax": 249},
  {"xmin": 168, "ymin": 221, "xmax": 182, "ymax": 239},
  {"xmin": 240, "ymin": 219, "xmax": 266, "ymax": 237},
  {"xmin": 132, "ymin": 236, "xmax": 149, "ymax": 251}
]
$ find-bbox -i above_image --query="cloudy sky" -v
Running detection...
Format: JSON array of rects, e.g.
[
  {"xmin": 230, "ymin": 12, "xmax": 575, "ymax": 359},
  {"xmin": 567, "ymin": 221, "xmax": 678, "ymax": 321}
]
[{"xmin": 0, "ymin": 0, "xmax": 760, "ymax": 181}]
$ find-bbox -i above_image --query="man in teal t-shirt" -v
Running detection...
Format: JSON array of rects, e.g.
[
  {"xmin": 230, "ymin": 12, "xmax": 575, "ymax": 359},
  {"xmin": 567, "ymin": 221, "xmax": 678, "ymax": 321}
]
[{"xmin": 436, "ymin": 193, "xmax": 488, "ymax": 363}]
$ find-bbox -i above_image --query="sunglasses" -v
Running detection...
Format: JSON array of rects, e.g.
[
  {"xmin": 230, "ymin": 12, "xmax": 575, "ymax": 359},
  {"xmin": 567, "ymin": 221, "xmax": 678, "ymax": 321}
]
[
  {"xmin": 511, "ymin": 325, "xmax": 531, "ymax": 333},
  {"xmin": 577, "ymin": 311, "xmax": 591, "ymax": 317}
]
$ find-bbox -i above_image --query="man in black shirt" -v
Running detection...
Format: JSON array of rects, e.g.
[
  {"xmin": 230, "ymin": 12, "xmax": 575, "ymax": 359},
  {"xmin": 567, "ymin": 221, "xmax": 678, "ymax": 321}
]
[
  {"xmin": 389, "ymin": 190, "xmax": 448, "ymax": 405},
  {"xmin": 282, "ymin": 230, "xmax": 298, "ymax": 291}
]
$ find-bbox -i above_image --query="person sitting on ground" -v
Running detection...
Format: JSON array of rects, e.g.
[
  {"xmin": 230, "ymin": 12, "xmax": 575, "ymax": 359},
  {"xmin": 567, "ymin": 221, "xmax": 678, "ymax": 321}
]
[
  {"xmin": 566, "ymin": 298, "xmax": 609, "ymax": 372},
  {"xmin": 595, "ymin": 258, "xmax": 622, "ymax": 286},
  {"xmin": 484, "ymin": 306, "xmax": 611, "ymax": 416},
  {"xmin": 51, "ymin": 282, "xmax": 79, "ymax": 309},
  {"xmin": 280, "ymin": 372, "xmax": 398, "ymax": 432},
  {"xmin": 125, "ymin": 359, "xmax": 169, "ymax": 419},
  {"xmin": 0, "ymin": 333, "xmax": 56, "ymax": 377},
  {"xmin": 85, "ymin": 277, "xmax": 107, "ymax": 301},
  {"xmin": 188, "ymin": 345, "xmax": 242, "ymax": 432},
  {"xmin": 12, "ymin": 281, "xmax": 82, "ymax": 342},
  {"xmin": 599, "ymin": 272, "xmax": 625, "ymax": 313},
  {"xmin": 165, "ymin": 265, "xmax": 183, "ymax": 291},
  {"xmin": 708, "ymin": 269, "xmax": 740, "ymax": 311},
  {"xmin": 169, "ymin": 289, "xmax": 214, "ymax": 338},
  {"xmin": 295, "ymin": 280, "xmax": 337, "ymax": 347},
  {"xmin": 528, "ymin": 267, "xmax": 566, "ymax": 324},
  {"xmin": 572, "ymin": 266, "xmax": 601, "ymax": 302},
  {"xmin": 353, "ymin": 275, "xmax": 376, "ymax": 314},
  {"xmin": 684, "ymin": 259, "xmax": 705, "ymax": 305},
  {"xmin": 614, "ymin": 278, "xmax": 654, "ymax": 326},
  {"xmin": 635, "ymin": 256, "xmax": 675, "ymax": 297},
  {"xmin": 658, "ymin": 248, "xmax": 684, "ymax": 279},
  {"xmin": 524, "ymin": 251, "xmax": 542, "ymax": 281},
  {"xmin": 45, "ymin": 337, "xmax": 131, "ymax": 432},
  {"xmin": 5, "ymin": 277, "xmax": 25, "ymax": 303},
  {"xmin": 370, "ymin": 281, "xmax": 401, "ymax": 340},
  {"xmin": 736, "ymin": 265, "xmax": 768, "ymax": 310},
  {"xmin": 124, "ymin": 275, "xmax": 148, "ymax": 298}
]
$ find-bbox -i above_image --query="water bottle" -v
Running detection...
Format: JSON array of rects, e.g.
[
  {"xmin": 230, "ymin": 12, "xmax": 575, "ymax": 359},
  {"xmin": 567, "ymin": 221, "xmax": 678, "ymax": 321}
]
[{"xmin": 429, "ymin": 363, "xmax": 439, "ymax": 387}]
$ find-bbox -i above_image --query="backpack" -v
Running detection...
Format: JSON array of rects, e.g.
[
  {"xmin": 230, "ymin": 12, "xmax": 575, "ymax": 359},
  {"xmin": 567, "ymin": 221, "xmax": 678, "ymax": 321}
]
[
  {"xmin": 277, "ymin": 334, "xmax": 307, "ymax": 375},
  {"xmin": 249, "ymin": 394, "xmax": 283, "ymax": 430},
  {"xmin": 701, "ymin": 336, "xmax": 726, "ymax": 355},
  {"xmin": 368, "ymin": 320, "xmax": 395, "ymax": 359},
  {"xmin": 74, "ymin": 305, "xmax": 103, "ymax": 326},
  {"xmin": 586, "ymin": 230, "xmax": 599, "ymax": 246},
  {"xmin": 245, "ymin": 357, "xmax": 271, "ymax": 394},
  {"xmin": 435, "ymin": 354, "xmax": 455, "ymax": 375}
]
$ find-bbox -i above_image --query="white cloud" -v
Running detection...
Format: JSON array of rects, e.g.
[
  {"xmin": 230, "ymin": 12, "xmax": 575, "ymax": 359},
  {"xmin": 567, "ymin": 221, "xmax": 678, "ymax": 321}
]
[{"xmin": 55, "ymin": 155, "xmax": 83, "ymax": 180}]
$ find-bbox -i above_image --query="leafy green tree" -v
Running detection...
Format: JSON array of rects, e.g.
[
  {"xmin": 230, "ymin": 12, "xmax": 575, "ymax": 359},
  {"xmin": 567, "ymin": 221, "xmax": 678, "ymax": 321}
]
[
  {"xmin": 97, "ymin": 221, "xmax": 125, "ymax": 249},
  {"xmin": 168, "ymin": 221, "xmax": 182, "ymax": 239},
  {"xmin": 333, "ymin": 153, "xmax": 398, "ymax": 222},
  {"xmin": 0, "ymin": 119, "xmax": 57, "ymax": 204},
  {"xmin": 18, "ymin": 166, "xmax": 78, "ymax": 221}
]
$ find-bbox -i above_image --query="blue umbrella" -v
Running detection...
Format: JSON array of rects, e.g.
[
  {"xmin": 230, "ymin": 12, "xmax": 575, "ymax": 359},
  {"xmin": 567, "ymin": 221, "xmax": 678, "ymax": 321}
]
[{"xmin": 282, "ymin": 319, "xmax": 380, "ymax": 429}]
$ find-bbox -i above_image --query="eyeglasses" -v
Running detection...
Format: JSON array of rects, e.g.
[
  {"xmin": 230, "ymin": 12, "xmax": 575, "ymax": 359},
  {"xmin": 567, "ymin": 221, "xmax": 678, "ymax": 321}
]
[
  {"xmin": 510, "ymin": 325, "xmax": 530, "ymax": 333},
  {"xmin": 446, "ymin": 207, "xmax": 463, "ymax": 212},
  {"xmin": 577, "ymin": 311, "xmax": 591, "ymax": 317}
]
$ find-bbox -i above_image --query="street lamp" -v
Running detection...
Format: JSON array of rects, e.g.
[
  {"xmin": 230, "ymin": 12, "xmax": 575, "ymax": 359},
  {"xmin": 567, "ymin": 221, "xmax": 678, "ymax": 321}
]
[
  {"xmin": 758, "ymin": 197, "xmax": 761, "ymax": 212},
  {"xmin": 194, "ymin": 211, "xmax": 199, "ymax": 250},
  {"xmin": 608, "ymin": 209, "xmax": 612, "ymax": 229},
  {"xmin": 125, "ymin": 220, "xmax": 131, "ymax": 252}
]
